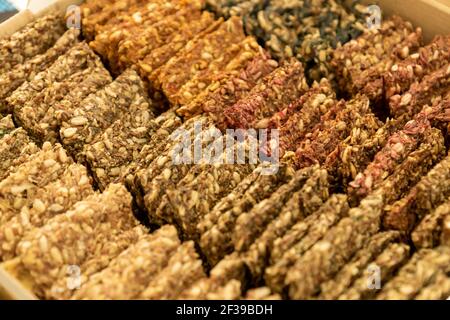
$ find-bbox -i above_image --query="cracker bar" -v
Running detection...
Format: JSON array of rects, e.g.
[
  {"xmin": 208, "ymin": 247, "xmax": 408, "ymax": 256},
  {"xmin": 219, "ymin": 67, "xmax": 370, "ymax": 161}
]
[
  {"xmin": 0, "ymin": 143, "xmax": 72, "ymax": 226},
  {"xmin": 71, "ymin": 225, "xmax": 180, "ymax": 300},
  {"xmin": 385, "ymin": 152, "xmax": 450, "ymax": 233},
  {"xmin": 14, "ymin": 66, "xmax": 99, "ymax": 139},
  {"xmin": 0, "ymin": 128, "xmax": 40, "ymax": 181},
  {"xmin": 389, "ymin": 63, "xmax": 450, "ymax": 118},
  {"xmin": 0, "ymin": 28, "xmax": 80, "ymax": 114},
  {"xmin": 200, "ymin": 52, "xmax": 278, "ymax": 128},
  {"xmin": 15, "ymin": 184, "xmax": 139, "ymax": 298},
  {"xmin": 415, "ymin": 270, "xmax": 450, "ymax": 300},
  {"xmin": 6, "ymin": 42, "xmax": 103, "ymax": 115},
  {"xmin": 319, "ymin": 231, "xmax": 402, "ymax": 299},
  {"xmin": 0, "ymin": 115, "xmax": 14, "ymax": 139},
  {"xmin": 233, "ymin": 166, "xmax": 317, "ymax": 253},
  {"xmin": 376, "ymin": 246, "xmax": 450, "ymax": 300},
  {"xmin": 0, "ymin": 164, "xmax": 94, "ymax": 261},
  {"xmin": 35, "ymin": 67, "xmax": 112, "ymax": 143},
  {"xmin": 376, "ymin": 128, "xmax": 445, "ymax": 208},
  {"xmin": 84, "ymin": 95, "xmax": 155, "ymax": 190},
  {"xmin": 0, "ymin": 12, "xmax": 65, "ymax": 74},
  {"xmin": 59, "ymin": 69, "xmax": 147, "ymax": 156},
  {"xmin": 117, "ymin": 7, "xmax": 205, "ymax": 71},
  {"xmin": 274, "ymin": 81, "xmax": 337, "ymax": 155},
  {"xmin": 339, "ymin": 243, "xmax": 411, "ymax": 300},
  {"xmin": 348, "ymin": 114, "xmax": 431, "ymax": 205},
  {"xmin": 295, "ymin": 95, "xmax": 371, "ymax": 169},
  {"xmin": 139, "ymin": 241, "xmax": 205, "ymax": 300},
  {"xmin": 411, "ymin": 201, "xmax": 450, "ymax": 249},
  {"xmin": 442, "ymin": 215, "xmax": 450, "ymax": 246},
  {"xmin": 224, "ymin": 58, "xmax": 308, "ymax": 129},
  {"xmin": 243, "ymin": 168, "xmax": 330, "ymax": 279},
  {"xmin": 385, "ymin": 35, "xmax": 450, "ymax": 99},
  {"xmin": 199, "ymin": 164, "xmax": 296, "ymax": 265},
  {"xmin": 265, "ymin": 194, "xmax": 349, "ymax": 293},
  {"xmin": 286, "ymin": 194, "xmax": 383, "ymax": 299},
  {"xmin": 175, "ymin": 36, "xmax": 262, "ymax": 106},
  {"xmin": 158, "ymin": 17, "xmax": 245, "ymax": 103}
]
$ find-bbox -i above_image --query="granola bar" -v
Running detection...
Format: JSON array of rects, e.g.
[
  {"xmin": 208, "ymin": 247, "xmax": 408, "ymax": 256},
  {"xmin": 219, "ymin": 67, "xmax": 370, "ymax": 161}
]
[
  {"xmin": 81, "ymin": 0, "xmax": 149, "ymax": 40},
  {"xmin": 268, "ymin": 79, "xmax": 335, "ymax": 129},
  {"xmin": 244, "ymin": 287, "xmax": 281, "ymax": 300},
  {"xmin": 143, "ymin": 18, "xmax": 225, "ymax": 93},
  {"xmin": 34, "ymin": 67, "xmax": 112, "ymax": 143},
  {"xmin": 334, "ymin": 115, "xmax": 410, "ymax": 189},
  {"xmin": 348, "ymin": 114, "xmax": 431, "ymax": 205},
  {"xmin": 286, "ymin": 194, "xmax": 383, "ymax": 299},
  {"xmin": 139, "ymin": 241, "xmax": 205, "ymax": 300},
  {"xmin": 265, "ymin": 194, "xmax": 349, "ymax": 293},
  {"xmin": 0, "ymin": 115, "xmax": 14, "ymax": 138},
  {"xmin": 224, "ymin": 58, "xmax": 308, "ymax": 129},
  {"xmin": 295, "ymin": 95, "xmax": 371, "ymax": 169},
  {"xmin": 338, "ymin": 243, "xmax": 411, "ymax": 300},
  {"xmin": 0, "ymin": 28, "xmax": 80, "ymax": 114},
  {"xmin": 376, "ymin": 246, "xmax": 450, "ymax": 300},
  {"xmin": 324, "ymin": 112, "xmax": 383, "ymax": 186},
  {"xmin": 319, "ymin": 231, "xmax": 402, "ymax": 299},
  {"xmin": 128, "ymin": 113, "xmax": 197, "ymax": 210},
  {"xmin": 385, "ymin": 35, "xmax": 450, "ymax": 99},
  {"xmin": 197, "ymin": 167, "xmax": 262, "ymax": 237},
  {"xmin": 158, "ymin": 17, "xmax": 246, "ymax": 104},
  {"xmin": 389, "ymin": 63, "xmax": 450, "ymax": 118},
  {"xmin": 6, "ymin": 42, "xmax": 103, "ymax": 115},
  {"xmin": 384, "ymin": 152, "xmax": 450, "ymax": 233},
  {"xmin": 200, "ymin": 52, "xmax": 278, "ymax": 128},
  {"xmin": 71, "ymin": 225, "xmax": 180, "ymax": 300},
  {"xmin": 272, "ymin": 83, "xmax": 337, "ymax": 156},
  {"xmin": 137, "ymin": 10, "xmax": 218, "ymax": 76},
  {"xmin": 377, "ymin": 128, "xmax": 445, "ymax": 207},
  {"xmin": 125, "ymin": 110, "xmax": 182, "ymax": 199},
  {"xmin": 0, "ymin": 143, "xmax": 73, "ymax": 226},
  {"xmin": 167, "ymin": 161, "xmax": 256, "ymax": 240},
  {"xmin": 199, "ymin": 164, "xmax": 296, "ymax": 265},
  {"xmin": 15, "ymin": 183, "xmax": 140, "ymax": 298},
  {"xmin": 415, "ymin": 270, "xmax": 450, "ymax": 300},
  {"xmin": 442, "ymin": 215, "xmax": 450, "ymax": 246},
  {"xmin": 242, "ymin": 168, "xmax": 330, "ymax": 279},
  {"xmin": 331, "ymin": 15, "xmax": 422, "ymax": 100},
  {"xmin": 241, "ymin": 0, "xmax": 365, "ymax": 74},
  {"xmin": 14, "ymin": 66, "xmax": 100, "ymax": 139},
  {"xmin": 206, "ymin": 0, "xmax": 263, "ymax": 18},
  {"xmin": 50, "ymin": 225, "xmax": 148, "ymax": 300},
  {"xmin": 0, "ymin": 163, "xmax": 94, "ymax": 262},
  {"xmin": 233, "ymin": 165, "xmax": 318, "ymax": 253},
  {"xmin": 0, "ymin": 128, "xmax": 40, "ymax": 181},
  {"xmin": 178, "ymin": 253, "xmax": 246, "ymax": 299},
  {"xmin": 175, "ymin": 36, "xmax": 263, "ymax": 106},
  {"xmin": 91, "ymin": 1, "xmax": 189, "ymax": 73},
  {"xmin": 0, "ymin": 12, "xmax": 66, "ymax": 74},
  {"xmin": 411, "ymin": 202, "xmax": 450, "ymax": 249},
  {"xmin": 93, "ymin": 0, "xmax": 188, "ymax": 35},
  {"xmin": 138, "ymin": 119, "xmax": 216, "ymax": 224},
  {"xmin": 179, "ymin": 278, "xmax": 242, "ymax": 300},
  {"xmin": 84, "ymin": 95, "xmax": 155, "ymax": 190},
  {"xmin": 59, "ymin": 69, "xmax": 148, "ymax": 156},
  {"xmin": 117, "ymin": 7, "xmax": 205, "ymax": 71}
]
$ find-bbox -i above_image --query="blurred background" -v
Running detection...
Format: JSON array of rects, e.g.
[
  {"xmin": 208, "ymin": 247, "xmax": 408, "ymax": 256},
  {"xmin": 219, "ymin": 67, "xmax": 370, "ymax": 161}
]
[{"xmin": 0, "ymin": 0, "xmax": 18, "ymax": 22}]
